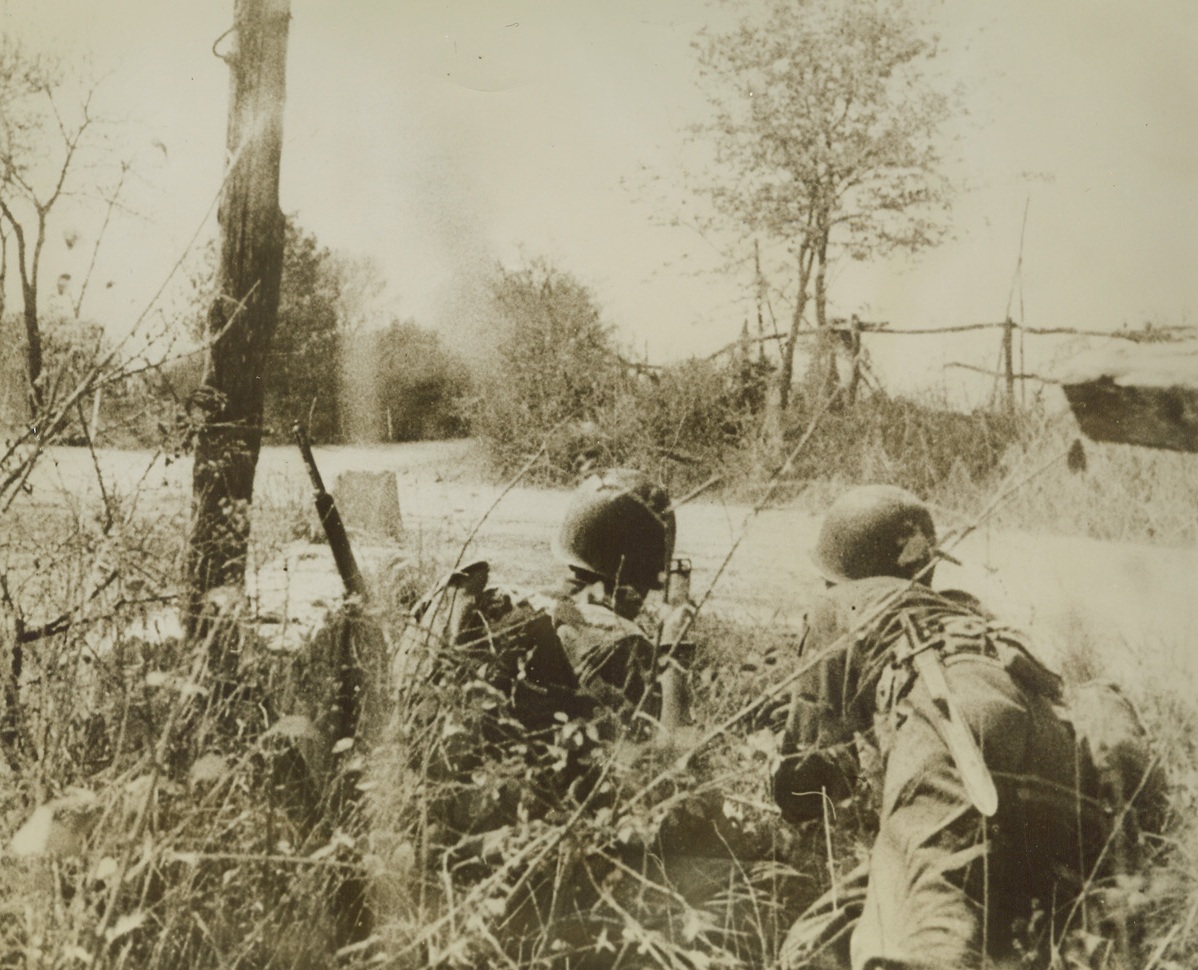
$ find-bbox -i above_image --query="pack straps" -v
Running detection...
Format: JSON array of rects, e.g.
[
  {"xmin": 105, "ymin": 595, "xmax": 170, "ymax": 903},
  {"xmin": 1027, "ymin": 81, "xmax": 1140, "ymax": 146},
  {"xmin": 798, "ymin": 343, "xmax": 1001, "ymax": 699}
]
[{"xmin": 897, "ymin": 612, "xmax": 999, "ymax": 817}]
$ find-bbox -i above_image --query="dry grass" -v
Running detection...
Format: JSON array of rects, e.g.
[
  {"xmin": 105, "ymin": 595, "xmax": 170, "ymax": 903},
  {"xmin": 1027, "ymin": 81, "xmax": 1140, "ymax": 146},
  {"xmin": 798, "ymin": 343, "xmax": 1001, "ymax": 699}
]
[{"xmin": 0, "ymin": 401, "xmax": 1194, "ymax": 967}]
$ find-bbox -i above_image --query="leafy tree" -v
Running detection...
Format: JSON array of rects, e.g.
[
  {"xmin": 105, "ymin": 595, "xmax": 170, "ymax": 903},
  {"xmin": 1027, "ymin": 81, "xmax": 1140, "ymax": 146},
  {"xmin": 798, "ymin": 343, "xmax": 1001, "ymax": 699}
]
[
  {"xmin": 175, "ymin": 224, "xmax": 470, "ymax": 446},
  {"xmin": 367, "ymin": 319, "xmax": 471, "ymax": 442},
  {"xmin": 265, "ymin": 219, "xmax": 342, "ymax": 441},
  {"xmin": 691, "ymin": 0, "xmax": 955, "ymax": 409},
  {"xmin": 475, "ymin": 259, "xmax": 629, "ymax": 471}
]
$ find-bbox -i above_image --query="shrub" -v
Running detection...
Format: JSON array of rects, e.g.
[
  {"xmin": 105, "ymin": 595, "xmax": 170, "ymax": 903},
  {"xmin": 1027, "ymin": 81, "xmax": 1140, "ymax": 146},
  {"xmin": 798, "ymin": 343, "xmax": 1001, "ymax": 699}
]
[
  {"xmin": 772, "ymin": 390, "xmax": 1031, "ymax": 498},
  {"xmin": 349, "ymin": 319, "xmax": 473, "ymax": 443},
  {"xmin": 471, "ymin": 259, "xmax": 633, "ymax": 481}
]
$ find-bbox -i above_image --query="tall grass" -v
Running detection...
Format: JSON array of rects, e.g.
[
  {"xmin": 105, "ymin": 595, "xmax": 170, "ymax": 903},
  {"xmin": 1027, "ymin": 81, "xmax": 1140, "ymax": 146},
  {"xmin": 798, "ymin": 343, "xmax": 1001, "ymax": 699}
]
[{"xmin": 1, "ymin": 385, "xmax": 1194, "ymax": 967}]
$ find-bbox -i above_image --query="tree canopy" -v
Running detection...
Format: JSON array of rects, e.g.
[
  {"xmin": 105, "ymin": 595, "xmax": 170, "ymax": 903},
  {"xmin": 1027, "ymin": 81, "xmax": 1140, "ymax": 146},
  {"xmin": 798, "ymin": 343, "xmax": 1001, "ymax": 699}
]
[
  {"xmin": 264, "ymin": 219, "xmax": 343, "ymax": 440},
  {"xmin": 472, "ymin": 258, "xmax": 632, "ymax": 475},
  {"xmin": 691, "ymin": 0, "xmax": 955, "ymax": 405}
]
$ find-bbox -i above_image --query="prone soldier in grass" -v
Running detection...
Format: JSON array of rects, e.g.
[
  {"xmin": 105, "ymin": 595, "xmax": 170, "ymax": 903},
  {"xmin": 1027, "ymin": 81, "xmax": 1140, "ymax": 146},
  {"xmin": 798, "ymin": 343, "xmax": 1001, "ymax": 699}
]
[
  {"xmin": 389, "ymin": 466, "xmax": 695, "ymax": 845},
  {"xmin": 772, "ymin": 485, "xmax": 1122, "ymax": 970}
]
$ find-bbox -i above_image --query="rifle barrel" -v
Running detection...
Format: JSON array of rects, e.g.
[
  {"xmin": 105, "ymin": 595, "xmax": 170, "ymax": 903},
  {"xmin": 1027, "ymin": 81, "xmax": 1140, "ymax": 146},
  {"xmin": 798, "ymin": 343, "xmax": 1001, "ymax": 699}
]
[{"xmin": 292, "ymin": 424, "xmax": 368, "ymax": 600}]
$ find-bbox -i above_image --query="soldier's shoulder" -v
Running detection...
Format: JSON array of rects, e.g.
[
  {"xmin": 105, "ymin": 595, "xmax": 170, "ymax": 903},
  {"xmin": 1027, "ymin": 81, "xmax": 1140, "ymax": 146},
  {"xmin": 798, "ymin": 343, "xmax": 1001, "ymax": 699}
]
[
  {"xmin": 931, "ymin": 587, "xmax": 994, "ymax": 617},
  {"xmin": 805, "ymin": 577, "xmax": 959, "ymax": 643},
  {"xmin": 816, "ymin": 576, "xmax": 913, "ymax": 614}
]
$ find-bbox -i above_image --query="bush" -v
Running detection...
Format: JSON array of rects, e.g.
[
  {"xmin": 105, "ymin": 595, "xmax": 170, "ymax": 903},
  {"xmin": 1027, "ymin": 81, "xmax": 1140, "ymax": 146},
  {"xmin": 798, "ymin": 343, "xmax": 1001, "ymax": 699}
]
[
  {"xmin": 346, "ymin": 319, "xmax": 473, "ymax": 443},
  {"xmin": 471, "ymin": 259, "xmax": 633, "ymax": 481},
  {"xmin": 773, "ymin": 390, "xmax": 1032, "ymax": 498},
  {"xmin": 472, "ymin": 259, "xmax": 772, "ymax": 493}
]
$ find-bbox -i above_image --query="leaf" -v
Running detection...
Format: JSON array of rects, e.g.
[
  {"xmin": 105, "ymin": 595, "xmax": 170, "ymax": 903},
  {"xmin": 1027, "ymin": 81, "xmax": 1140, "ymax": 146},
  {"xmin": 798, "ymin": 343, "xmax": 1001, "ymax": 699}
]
[
  {"xmin": 92, "ymin": 856, "xmax": 119, "ymax": 881},
  {"xmin": 10, "ymin": 805, "xmax": 54, "ymax": 857},
  {"xmin": 189, "ymin": 753, "xmax": 228, "ymax": 786},
  {"xmin": 12, "ymin": 789, "xmax": 100, "ymax": 857},
  {"xmin": 145, "ymin": 671, "xmax": 208, "ymax": 697},
  {"xmin": 266, "ymin": 715, "xmax": 320, "ymax": 741},
  {"xmin": 106, "ymin": 911, "xmax": 145, "ymax": 943}
]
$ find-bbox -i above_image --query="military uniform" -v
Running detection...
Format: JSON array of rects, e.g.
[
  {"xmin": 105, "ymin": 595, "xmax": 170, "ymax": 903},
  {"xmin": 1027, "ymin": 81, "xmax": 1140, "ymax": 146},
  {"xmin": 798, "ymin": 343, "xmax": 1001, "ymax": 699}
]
[
  {"xmin": 390, "ymin": 560, "xmax": 669, "ymax": 840},
  {"xmin": 774, "ymin": 576, "xmax": 1109, "ymax": 970}
]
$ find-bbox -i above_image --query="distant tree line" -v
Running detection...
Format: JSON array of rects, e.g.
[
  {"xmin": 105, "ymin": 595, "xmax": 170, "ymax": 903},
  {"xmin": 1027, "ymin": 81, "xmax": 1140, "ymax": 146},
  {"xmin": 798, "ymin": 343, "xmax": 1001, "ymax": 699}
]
[
  {"xmin": 170, "ymin": 218, "xmax": 473, "ymax": 445},
  {"xmin": 0, "ymin": 218, "xmax": 473, "ymax": 447}
]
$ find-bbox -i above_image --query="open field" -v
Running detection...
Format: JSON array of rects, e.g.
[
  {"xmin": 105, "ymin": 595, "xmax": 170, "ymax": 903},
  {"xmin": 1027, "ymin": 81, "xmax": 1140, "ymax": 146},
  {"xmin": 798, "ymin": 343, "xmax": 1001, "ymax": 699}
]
[{"xmin": 22, "ymin": 440, "xmax": 1198, "ymax": 683}]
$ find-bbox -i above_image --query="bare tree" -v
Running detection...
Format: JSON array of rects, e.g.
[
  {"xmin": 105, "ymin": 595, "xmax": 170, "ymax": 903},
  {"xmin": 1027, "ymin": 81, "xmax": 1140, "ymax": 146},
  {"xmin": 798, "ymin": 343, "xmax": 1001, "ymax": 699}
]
[
  {"xmin": 0, "ymin": 39, "xmax": 109, "ymax": 420},
  {"xmin": 691, "ymin": 0, "xmax": 955, "ymax": 413},
  {"xmin": 184, "ymin": 0, "xmax": 291, "ymax": 637}
]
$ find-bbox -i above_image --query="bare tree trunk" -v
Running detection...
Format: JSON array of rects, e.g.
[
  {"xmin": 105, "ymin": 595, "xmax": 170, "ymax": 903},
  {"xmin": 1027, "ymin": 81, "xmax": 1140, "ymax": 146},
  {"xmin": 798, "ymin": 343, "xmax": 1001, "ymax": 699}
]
[
  {"xmin": 2, "ymin": 218, "xmax": 44, "ymax": 419},
  {"xmin": 184, "ymin": 0, "xmax": 291, "ymax": 639},
  {"xmin": 21, "ymin": 291, "xmax": 42, "ymax": 420},
  {"xmin": 1002, "ymin": 316, "xmax": 1015, "ymax": 413}
]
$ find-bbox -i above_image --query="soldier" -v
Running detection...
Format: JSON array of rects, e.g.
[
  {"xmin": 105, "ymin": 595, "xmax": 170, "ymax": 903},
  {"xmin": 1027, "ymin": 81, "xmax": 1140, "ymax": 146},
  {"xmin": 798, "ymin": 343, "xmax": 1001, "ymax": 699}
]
[
  {"xmin": 389, "ymin": 466, "xmax": 693, "ymax": 843},
  {"xmin": 773, "ymin": 484, "xmax": 1111, "ymax": 970}
]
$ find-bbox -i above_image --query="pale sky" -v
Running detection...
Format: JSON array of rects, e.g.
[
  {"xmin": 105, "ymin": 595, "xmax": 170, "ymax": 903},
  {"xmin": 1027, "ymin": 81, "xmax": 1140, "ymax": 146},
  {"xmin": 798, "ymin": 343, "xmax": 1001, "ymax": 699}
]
[{"xmin": 7, "ymin": 0, "xmax": 1198, "ymax": 401}]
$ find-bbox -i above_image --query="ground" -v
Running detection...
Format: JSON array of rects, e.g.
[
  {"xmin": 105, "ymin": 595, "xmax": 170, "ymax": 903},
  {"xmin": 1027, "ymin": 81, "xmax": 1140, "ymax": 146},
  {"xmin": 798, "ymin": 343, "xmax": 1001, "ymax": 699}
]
[
  {"xmin": 23, "ymin": 438, "xmax": 1198, "ymax": 689},
  {"xmin": 7, "ymin": 438, "xmax": 1196, "ymax": 967}
]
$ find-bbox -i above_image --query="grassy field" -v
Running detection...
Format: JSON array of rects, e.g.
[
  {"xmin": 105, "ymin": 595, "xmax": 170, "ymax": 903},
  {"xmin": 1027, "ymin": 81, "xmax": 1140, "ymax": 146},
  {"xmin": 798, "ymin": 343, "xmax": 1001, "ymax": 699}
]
[{"xmin": 0, "ymin": 435, "xmax": 1194, "ymax": 968}]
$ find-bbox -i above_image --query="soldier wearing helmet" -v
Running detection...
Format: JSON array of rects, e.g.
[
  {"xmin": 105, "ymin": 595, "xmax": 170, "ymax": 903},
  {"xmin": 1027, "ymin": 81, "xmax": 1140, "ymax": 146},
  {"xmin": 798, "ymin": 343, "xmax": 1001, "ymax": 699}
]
[
  {"xmin": 555, "ymin": 467, "xmax": 675, "ymax": 611},
  {"xmin": 391, "ymin": 467, "xmax": 692, "ymax": 840},
  {"xmin": 773, "ymin": 484, "xmax": 1112, "ymax": 970}
]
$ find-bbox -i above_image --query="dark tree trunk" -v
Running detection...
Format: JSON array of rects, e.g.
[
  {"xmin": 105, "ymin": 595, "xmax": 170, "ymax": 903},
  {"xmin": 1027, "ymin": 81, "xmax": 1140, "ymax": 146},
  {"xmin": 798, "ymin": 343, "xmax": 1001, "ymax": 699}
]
[
  {"xmin": 813, "ymin": 237, "xmax": 839, "ymax": 402},
  {"xmin": 777, "ymin": 242, "xmax": 814, "ymax": 414},
  {"xmin": 184, "ymin": 0, "xmax": 290, "ymax": 639},
  {"xmin": 21, "ymin": 289, "xmax": 42, "ymax": 419}
]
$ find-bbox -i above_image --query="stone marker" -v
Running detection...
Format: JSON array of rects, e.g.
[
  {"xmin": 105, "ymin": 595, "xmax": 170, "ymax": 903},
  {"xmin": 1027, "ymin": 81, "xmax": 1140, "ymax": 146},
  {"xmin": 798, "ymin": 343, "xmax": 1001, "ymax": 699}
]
[{"xmin": 328, "ymin": 469, "xmax": 404, "ymax": 541}]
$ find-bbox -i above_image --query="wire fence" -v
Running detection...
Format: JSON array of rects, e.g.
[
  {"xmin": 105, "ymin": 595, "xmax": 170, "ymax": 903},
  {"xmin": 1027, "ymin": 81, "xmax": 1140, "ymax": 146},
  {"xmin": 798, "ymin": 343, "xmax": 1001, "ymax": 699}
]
[{"xmin": 702, "ymin": 315, "xmax": 1196, "ymax": 412}]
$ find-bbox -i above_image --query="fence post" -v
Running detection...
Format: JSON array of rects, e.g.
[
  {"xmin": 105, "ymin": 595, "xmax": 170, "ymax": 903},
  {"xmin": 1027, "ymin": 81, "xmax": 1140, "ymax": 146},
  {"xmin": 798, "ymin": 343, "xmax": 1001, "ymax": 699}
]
[
  {"xmin": 1002, "ymin": 317, "xmax": 1016, "ymax": 412},
  {"xmin": 847, "ymin": 314, "xmax": 862, "ymax": 405}
]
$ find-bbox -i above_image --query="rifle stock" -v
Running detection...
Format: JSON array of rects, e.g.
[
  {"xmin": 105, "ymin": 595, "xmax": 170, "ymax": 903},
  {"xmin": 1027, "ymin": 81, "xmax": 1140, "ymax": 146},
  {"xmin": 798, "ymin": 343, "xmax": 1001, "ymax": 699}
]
[{"xmin": 292, "ymin": 424, "xmax": 369, "ymax": 600}]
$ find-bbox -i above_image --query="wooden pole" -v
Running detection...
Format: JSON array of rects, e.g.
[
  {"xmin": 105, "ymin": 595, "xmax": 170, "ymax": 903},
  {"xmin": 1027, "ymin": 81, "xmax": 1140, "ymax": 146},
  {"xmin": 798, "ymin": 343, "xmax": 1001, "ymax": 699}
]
[
  {"xmin": 89, "ymin": 386, "xmax": 102, "ymax": 441},
  {"xmin": 846, "ymin": 314, "xmax": 863, "ymax": 405},
  {"xmin": 754, "ymin": 237, "xmax": 767, "ymax": 364},
  {"xmin": 1002, "ymin": 317, "xmax": 1015, "ymax": 412},
  {"xmin": 184, "ymin": 0, "xmax": 291, "ymax": 636}
]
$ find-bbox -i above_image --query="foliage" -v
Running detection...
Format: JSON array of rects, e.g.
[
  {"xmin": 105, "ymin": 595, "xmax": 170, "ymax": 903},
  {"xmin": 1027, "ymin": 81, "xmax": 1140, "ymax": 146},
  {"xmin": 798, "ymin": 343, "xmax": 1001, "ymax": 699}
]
[
  {"xmin": 177, "ymin": 221, "xmax": 471, "ymax": 446},
  {"xmin": 929, "ymin": 409, "xmax": 1198, "ymax": 545},
  {"xmin": 472, "ymin": 258, "xmax": 632, "ymax": 475},
  {"xmin": 473, "ymin": 258, "xmax": 779, "ymax": 491},
  {"xmin": 690, "ymin": 0, "xmax": 955, "ymax": 401},
  {"xmin": 771, "ymin": 390, "xmax": 1031, "ymax": 500},
  {"xmin": 263, "ymin": 220, "xmax": 344, "ymax": 441},
  {"xmin": 350, "ymin": 319, "xmax": 472, "ymax": 443},
  {"xmin": 0, "ymin": 34, "xmax": 128, "ymax": 419}
]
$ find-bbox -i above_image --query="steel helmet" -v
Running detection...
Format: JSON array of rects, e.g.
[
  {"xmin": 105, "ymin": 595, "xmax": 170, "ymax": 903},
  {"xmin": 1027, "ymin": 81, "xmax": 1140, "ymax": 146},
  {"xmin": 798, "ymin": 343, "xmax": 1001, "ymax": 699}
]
[
  {"xmin": 553, "ymin": 468, "xmax": 675, "ymax": 594},
  {"xmin": 812, "ymin": 484, "xmax": 937, "ymax": 583}
]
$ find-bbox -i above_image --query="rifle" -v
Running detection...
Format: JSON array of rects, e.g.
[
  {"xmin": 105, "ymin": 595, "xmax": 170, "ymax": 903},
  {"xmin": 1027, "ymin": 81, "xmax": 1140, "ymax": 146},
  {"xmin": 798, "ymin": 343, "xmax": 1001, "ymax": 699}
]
[
  {"xmin": 292, "ymin": 424, "xmax": 368, "ymax": 601},
  {"xmin": 291, "ymin": 423, "xmax": 374, "ymax": 945}
]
